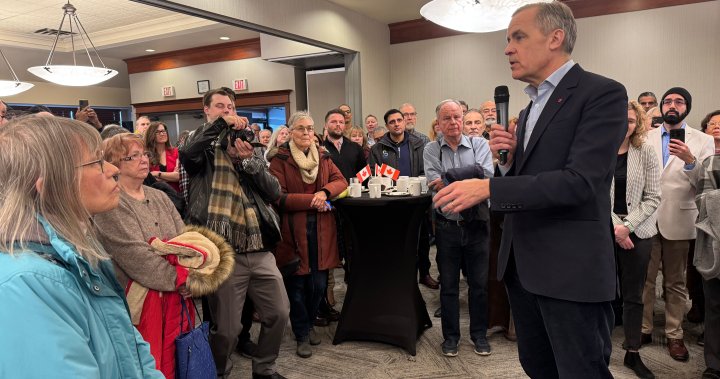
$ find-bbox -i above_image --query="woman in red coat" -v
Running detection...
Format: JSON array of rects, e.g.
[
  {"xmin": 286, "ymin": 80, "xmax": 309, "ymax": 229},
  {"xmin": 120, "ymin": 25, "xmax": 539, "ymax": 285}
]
[
  {"xmin": 268, "ymin": 111, "xmax": 347, "ymax": 359},
  {"xmin": 146, "ymin": 121, "xmax": 181, "ymax": 193}
]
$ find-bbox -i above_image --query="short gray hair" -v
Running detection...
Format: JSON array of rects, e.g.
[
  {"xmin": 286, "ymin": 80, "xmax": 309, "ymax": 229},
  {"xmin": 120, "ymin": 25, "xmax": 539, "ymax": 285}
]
[
  {"xmin": 287, "ymin": 110, "xmax": 313, "ymax": 130},
  {"xmin": 515, "ymin": 2, "xmax": 577, "ymax": 54},
  {"xmin": 435, "ymin": 99, "xmax": 463, "ymax": 118}
]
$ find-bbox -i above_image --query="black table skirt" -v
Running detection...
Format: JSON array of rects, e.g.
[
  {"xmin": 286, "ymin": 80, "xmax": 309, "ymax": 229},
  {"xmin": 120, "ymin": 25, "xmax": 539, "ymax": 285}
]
[{"xmin": 332, "ymin": 193, "xmax": 433, "ymax": 355}]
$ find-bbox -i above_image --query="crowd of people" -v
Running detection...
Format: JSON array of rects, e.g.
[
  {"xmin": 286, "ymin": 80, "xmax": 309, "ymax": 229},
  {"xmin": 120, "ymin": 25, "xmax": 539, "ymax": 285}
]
[{"xmin": 1, "ymin": 2, "xmax": 719, "ymax": 379}]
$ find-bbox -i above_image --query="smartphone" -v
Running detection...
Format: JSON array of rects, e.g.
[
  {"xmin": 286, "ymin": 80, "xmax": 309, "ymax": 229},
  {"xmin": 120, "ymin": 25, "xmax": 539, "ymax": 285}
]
[
  {"xmin": 669, "ymin": 128, "xmax": 685, "ymax": 143},
  {"xmin": 79, "ymin": 99, "xmax": 89, "ymax": 110}
]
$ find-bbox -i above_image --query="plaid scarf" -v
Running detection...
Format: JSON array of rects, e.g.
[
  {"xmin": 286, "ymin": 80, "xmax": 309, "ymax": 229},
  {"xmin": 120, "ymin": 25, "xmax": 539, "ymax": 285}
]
[{"xmin": 207, "ymin": 137, "xmax": 263, "ymax": 251}]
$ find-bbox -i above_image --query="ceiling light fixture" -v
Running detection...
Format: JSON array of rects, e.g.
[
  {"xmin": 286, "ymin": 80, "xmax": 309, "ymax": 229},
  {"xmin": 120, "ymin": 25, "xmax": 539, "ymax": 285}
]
[
  {"xmin": 0, "ymin": 49, "xmax": 34, "ymax": 96},
  {"xmin": 219, "ymin": 36, "xmax": 230, "ymax": 40},
  {"xmin": 145, "ymin": 49, "xmax": 156, "ymax": 52},
  {"xmin": 420, "ymin": 0, "xmax": 552, "ymax": 33},
  {"xmin": 27, "ymin": 3, "xmax": 118, "ymax": 86}
]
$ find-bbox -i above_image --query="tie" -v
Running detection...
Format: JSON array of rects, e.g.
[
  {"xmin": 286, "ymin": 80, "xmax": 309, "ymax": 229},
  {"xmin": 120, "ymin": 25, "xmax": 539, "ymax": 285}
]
[{"xmin": 335, "ymin": 140, "xmax": 341, "ymax": 152}]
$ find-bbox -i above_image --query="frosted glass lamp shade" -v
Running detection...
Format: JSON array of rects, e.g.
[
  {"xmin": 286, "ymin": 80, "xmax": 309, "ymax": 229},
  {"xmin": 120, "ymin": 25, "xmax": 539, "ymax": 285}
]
[{"xmin": 27, "ymin": 65, "xmax": 118, "ymax": 86}]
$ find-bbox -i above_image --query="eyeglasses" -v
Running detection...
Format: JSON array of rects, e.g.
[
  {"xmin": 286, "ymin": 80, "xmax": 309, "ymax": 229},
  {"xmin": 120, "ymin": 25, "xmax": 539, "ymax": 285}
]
[
  {"xmin": 708, "ymin": 121, "xmax": 720, "ymax": 127},
  {"xmin": 482, "ymin": 108, "xmax": 497, "ymax": 114},
  {"xmin": 155, "ymin": 130, "xmax": 167, "ymax": 135},
  {"xmin": 76, "ymin": 158, "xmax": 105, "ymax": 173},
  {"xmin": 639, "ymin": 101, "xmax": 657, "ymax": 106},
  {"xmin": 120, "ymin": 151, "xmax": 153, "ymax": 162},
  {"xmin": 662, "ymin": 99, "xmax": 686, "ymax": 107},
  {"xmin": 403, "ymin": 112, "xmax": 417, "ymax": 117},
  {"xmin": 292, "ymin": 126, "xmax": 315, "ymax": 134}
]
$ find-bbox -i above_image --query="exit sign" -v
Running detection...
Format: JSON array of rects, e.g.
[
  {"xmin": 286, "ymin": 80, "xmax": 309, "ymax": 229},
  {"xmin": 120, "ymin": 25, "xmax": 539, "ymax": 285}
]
[
  {"xmin": 233, "ymin": 79, "xmax": 248, "ymax": 91},
  {"xmin": 161, "ymin": 85, "xmax": 175, "ymax": 97}
]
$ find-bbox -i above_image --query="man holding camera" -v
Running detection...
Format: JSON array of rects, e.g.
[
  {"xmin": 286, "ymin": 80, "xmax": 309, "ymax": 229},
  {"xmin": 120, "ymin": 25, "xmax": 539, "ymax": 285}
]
[
  {"xmin": 180, "ymin": 88, "xmax": 289, "ymax": 379},
  {"xmin": 642, "ymin": 87, "xmax": 714, "ymax": 362}
]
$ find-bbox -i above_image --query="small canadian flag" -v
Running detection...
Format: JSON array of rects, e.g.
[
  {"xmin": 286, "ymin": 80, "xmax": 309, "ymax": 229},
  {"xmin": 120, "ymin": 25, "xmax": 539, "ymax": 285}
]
[
  {"xmin": 374, "ymin": 164, "xmax": 381, "ymax": 176},
  {"xmin": 356, "ymin": 164, "xmax": 372, "ymax": 183},
  {"xmin": 380, "ymin": 163, "xmax": 400, "ymax": 180}
]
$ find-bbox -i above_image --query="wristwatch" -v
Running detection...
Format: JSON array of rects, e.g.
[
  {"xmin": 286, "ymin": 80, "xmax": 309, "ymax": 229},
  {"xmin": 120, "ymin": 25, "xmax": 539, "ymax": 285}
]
[{"xmin": 622, "ymin": 220, "xmax": 635, "ymax": 233}]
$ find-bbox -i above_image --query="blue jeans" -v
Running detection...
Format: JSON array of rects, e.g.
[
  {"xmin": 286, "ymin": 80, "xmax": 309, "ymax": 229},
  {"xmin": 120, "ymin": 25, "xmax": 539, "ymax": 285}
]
[
  {"xmin": 285, "ymin": 270, "xmax": 327, "ymax": 341},
  {"xmin": 435, "ymin": 217, "xmax": 489, "ymax": 343},
  {"xmin": 285, "ymin": 214, "xmax": 327, "ymax": 341}
]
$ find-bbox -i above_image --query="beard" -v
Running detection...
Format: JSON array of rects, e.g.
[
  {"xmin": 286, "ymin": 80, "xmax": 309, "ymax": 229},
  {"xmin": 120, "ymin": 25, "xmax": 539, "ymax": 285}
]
[
  {"xmin": 484, "ymin": 117, "xmax": 496, "ymax": 127},
  {"xmin": 662, "ymin": 110, "xmax": 688, "ymax": 126}
]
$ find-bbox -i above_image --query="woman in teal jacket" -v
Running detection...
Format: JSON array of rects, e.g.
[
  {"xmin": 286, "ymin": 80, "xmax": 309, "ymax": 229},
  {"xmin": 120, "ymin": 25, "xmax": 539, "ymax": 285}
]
[{"xmin": 0, "ymin": 116, "xmax": 162, "ymax": 378}]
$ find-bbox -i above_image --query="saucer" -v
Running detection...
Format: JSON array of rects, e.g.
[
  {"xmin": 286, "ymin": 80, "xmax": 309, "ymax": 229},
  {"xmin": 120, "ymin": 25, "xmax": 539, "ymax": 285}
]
[{"xmin": 385, "ymin": 191, "xmax": 410, "ymax": 197}]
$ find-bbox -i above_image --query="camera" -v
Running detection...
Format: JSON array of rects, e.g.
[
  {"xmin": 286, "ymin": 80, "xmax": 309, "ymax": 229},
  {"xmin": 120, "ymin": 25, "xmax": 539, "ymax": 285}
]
[{"xmin": 228, "ymin": 128, "xmax": 255, "ymax": 145}]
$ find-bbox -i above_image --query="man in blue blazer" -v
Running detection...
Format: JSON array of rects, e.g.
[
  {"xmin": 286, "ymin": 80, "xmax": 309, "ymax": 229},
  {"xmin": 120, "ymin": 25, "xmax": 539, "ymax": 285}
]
[{"xmin": 434, "ymin": 2, "xmax": 627, "ymax": 378}]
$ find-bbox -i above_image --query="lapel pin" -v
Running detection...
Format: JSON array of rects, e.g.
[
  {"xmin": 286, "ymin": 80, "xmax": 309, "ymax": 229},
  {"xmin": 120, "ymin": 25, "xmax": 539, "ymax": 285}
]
[{"xmin": 556, "ymin": 98, "xmax": 563, "ymax": 103}]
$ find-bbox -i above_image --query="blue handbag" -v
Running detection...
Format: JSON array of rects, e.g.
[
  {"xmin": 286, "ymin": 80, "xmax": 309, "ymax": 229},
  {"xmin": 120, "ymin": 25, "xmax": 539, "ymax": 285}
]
[{"xmin": 176, "ymin": 299, "xmax": 217, "ymax": 379}]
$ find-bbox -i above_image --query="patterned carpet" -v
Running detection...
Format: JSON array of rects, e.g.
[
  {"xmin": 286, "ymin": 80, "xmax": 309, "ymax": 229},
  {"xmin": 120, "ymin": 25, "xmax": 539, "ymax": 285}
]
[{"xmin": 228, "ymin": 247, "xmax": 707, "ymax": 378}]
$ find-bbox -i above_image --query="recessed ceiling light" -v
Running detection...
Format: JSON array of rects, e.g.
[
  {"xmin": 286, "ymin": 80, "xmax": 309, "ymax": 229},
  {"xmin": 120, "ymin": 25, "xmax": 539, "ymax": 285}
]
[
  {"xmin": 219, "ymin": 36, "xmax": 230, "ymax": 40},
  {"xmin": 145, "ymin": 49, "xmax": 156, "ymax": 52}
]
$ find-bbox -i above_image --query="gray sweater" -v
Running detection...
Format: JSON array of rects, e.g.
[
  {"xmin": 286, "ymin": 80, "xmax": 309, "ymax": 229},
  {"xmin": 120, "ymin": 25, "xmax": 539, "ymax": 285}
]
[{"xmin": 94, "ymin": 186, "xmax": 185, "ymax": 291}]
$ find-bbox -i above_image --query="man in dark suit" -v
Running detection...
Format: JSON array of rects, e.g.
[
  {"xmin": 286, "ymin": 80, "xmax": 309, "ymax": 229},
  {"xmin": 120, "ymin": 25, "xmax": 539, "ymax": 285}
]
[
  {"xmin": 434, "ymin": 2, "xmax": 627, "ymax": 378},
  {"xmin": 323, "ymin": 108, "xmax": 366, "ymax": 180}
]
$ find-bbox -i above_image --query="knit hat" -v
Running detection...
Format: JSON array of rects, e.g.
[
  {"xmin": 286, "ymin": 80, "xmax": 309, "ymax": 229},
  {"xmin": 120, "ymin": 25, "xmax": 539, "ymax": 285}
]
[{"xmin": 662, "ymin": 87, "xmax": 692, "ymax": 114}]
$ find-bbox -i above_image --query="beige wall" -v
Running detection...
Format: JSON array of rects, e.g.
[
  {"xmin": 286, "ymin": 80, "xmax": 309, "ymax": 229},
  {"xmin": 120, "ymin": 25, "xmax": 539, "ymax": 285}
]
[
  {"xmin": 128, "ymin": 57, "xmax": 296, "ymax": 107},
  {"xmin": 307, "ymin": 69, "xmax": 345, "ymax": 127},
  {"xmin": 165, "ymin": 0, "xmax": 390, "ymax": 121},
  {"xmin": 390, "ymin": 1, "xmax": 720, "ymax": 134}
]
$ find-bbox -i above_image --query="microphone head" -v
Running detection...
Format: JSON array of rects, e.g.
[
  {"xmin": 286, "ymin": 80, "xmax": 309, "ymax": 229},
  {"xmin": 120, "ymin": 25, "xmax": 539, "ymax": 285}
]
[{"xmin": 494, "ymin": 85, "xmax": 509, "ymax": 103}]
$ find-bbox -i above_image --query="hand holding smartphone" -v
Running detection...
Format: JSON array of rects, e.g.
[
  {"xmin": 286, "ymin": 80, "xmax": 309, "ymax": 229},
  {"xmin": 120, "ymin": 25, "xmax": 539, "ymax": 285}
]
[
  {"xmin": 669, "ymin": 128, "xmax": 685, "ymax": 143},
  {"xmin": 79, "ymin": 99, "xmax": 89, "ymax": 110}
]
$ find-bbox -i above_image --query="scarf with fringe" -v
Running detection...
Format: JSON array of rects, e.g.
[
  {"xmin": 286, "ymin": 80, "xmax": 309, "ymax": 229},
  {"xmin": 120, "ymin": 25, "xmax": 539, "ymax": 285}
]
[{"xmin": 207, "ymin": 137, "xmax": 262, "ymax": 251}]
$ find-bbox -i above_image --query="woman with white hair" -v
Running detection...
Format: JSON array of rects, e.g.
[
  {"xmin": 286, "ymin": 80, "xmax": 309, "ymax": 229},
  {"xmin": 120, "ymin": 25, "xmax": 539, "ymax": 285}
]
[
  {"xmin": 268, "ymin": 111, "xmax": 347, "ymax": 358},
  {"xmin": 0, "ymin": 116, "xmax": 162, "ymax": 378}
]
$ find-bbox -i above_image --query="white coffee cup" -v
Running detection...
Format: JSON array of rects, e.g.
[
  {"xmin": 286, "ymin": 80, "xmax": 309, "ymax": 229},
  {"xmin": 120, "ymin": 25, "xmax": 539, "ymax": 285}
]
[
  {"xmin": 349, "ymin": 183, "xmax": 362, "ymax": 198},
  {"xmin": 349, "ymin": 177, "xmax": 359, "ymax": 185},
  {"xmin": 418, "ymin": 176, "xmax": 429, "ymax": 193},
  {"xmin": 396, "ymin": 177, "xmax": 410, "ymax": 193},
  {"xmin": 408, "ymin": 181, "xmax": 421, "ymax": 196},
  {"xmin": 369, "ymin": 183, "xmax": 382, "ymax": 199}
]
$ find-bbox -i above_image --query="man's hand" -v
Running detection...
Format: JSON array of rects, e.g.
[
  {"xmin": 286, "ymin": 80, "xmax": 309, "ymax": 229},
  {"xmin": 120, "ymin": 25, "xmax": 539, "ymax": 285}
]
[
  {"xmin": 668, "ymin": 139, "xmax": 694, "ymax": 164},
  {"xmin": 222, "ymin": 115, "xmax": 249, "ymax": 130},
  {"xmin": 233, "ymin": 138, "xmax": 254, "ymax": 160},
  {"xmin": 489, "ymin": 122, "xmax": 518, "ymax": 167},
  {"xmin": 311, "ymin": 191, "xmax": 328, "ymax": 211},
  {"xmin": 428, "ymin": 178, "xmax": 445, "ymax": 191},
  {"xmin": 433, "ymin": 178, "xmax": 490, "ymax": 213},
  {"xmin": 76, "ymin": 107, "xmax": 102, "ymax": 130}
]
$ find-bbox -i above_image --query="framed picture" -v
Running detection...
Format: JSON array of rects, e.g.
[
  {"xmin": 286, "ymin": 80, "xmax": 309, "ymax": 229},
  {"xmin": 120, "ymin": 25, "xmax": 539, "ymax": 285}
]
[{"xmin": 197, "ymin": 80, "xmax": 210, "ymax": 94}]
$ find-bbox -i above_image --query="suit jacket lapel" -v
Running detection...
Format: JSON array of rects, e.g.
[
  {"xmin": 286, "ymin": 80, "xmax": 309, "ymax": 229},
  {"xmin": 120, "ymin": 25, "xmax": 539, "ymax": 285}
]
[
  {"xmin": 515, "ymin": 102, "xmax": 531, "ymax": 172},
  {"xmin": 627, "ymin": 145, "xmax": 641, "ymax": 199},
  {"xmin": 522, "ymin": 65, "xmax": 582, "ymax": 164}
]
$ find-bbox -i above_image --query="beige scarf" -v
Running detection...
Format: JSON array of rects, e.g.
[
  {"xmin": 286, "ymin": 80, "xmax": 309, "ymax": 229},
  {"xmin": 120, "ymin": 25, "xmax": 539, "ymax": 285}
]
[{"xmin": 289, "ymin": 140, "xmax": 319, "ymax": 184}]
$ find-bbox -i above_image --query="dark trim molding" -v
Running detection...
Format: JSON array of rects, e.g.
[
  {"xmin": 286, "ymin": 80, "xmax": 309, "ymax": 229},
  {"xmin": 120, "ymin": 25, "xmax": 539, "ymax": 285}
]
[
  {"xmin": 124, "ymin": 38, "xmax": 261, "ymax": 74},
  {"xmin": 390, "ymin": 0, "xmax": 714, "ymax": 44},
  {"xmin": 133, "ymin": 89, "xmax": 292, "ymax": 115}
]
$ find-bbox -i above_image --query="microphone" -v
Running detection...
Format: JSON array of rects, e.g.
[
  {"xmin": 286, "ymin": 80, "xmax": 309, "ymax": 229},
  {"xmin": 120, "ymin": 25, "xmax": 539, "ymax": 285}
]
[{"xmin": 494, "ymin": 85, "xmax": 510, "ymax": 165}]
